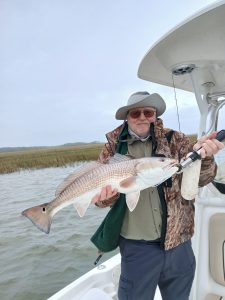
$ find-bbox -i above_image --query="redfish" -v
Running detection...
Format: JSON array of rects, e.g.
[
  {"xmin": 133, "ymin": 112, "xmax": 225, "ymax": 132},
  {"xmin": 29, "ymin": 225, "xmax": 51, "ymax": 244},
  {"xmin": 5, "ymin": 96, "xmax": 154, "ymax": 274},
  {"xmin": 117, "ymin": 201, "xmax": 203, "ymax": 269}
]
[{"xmin": 22, "ymin": 154, "xmax": 177, "ymax": 234}]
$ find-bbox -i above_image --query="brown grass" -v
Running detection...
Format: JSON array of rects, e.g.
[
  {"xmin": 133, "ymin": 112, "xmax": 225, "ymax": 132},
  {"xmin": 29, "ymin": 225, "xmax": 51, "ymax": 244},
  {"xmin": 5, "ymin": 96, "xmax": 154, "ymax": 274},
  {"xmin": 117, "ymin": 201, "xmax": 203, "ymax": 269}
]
[
  {"xmin": 0, "ymin": 144, "xmax": 104, "ymax": 174},
  {"xmin": 0, "ymin": 134, "xmax": 198, "ymax": 174}
]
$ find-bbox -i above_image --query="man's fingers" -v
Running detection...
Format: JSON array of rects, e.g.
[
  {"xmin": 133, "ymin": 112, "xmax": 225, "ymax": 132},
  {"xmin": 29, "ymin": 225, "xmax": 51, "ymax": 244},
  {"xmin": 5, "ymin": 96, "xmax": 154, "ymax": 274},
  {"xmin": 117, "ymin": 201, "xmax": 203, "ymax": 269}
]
[
  {"xmin": 193, "ymin": 131, "xmax": 224, "ymax": 157},
  {"xmin": 91, "ymin": 193, "xmax": 100, "ymax": 204},
  {"xmin": 103, "ymin": 185, "xmax": 118, "ymax": 199},
  {"xmin": 92, "ymin": 185, "xmax": 119, "ymax": 204},
  {"xmin": 193, "ymin": 131, "xmax": 216, "ymax": 150},
  {"xmin": 198, "ymin": 139, "xmax": 224, "ymax": 158},
  {"xmin": 112, "ymin": 188, "xmax": 118, "ymax": 195},
  {"xmin": 99, "ymin": 186, "xmax": 107, "ymax": 201}
]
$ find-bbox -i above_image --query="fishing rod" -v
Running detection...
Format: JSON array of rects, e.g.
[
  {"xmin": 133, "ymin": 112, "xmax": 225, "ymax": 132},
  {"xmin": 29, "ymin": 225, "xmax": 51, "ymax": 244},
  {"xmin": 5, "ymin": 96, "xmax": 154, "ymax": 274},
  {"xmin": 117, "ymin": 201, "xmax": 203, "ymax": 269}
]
[{"xmin": 176, "ymin": 129, "xmax": 225, "ymax": 172}]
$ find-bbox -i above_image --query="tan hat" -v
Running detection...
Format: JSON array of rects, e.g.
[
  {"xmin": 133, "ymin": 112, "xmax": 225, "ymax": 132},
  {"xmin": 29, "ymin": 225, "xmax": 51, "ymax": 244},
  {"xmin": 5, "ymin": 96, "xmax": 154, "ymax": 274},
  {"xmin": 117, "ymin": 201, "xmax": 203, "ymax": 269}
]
[{"xmin": 115, "ymin": 91, "xmax": 166, "ymax": 120}]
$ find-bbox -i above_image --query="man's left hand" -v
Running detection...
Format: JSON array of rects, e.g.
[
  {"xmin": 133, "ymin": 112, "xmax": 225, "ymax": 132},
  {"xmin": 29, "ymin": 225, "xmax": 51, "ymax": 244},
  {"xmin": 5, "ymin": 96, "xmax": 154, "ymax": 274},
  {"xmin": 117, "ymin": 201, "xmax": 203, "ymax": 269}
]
[{"xmin": 193, "ymin": 131, "xmax": 224, "ymax": 158}]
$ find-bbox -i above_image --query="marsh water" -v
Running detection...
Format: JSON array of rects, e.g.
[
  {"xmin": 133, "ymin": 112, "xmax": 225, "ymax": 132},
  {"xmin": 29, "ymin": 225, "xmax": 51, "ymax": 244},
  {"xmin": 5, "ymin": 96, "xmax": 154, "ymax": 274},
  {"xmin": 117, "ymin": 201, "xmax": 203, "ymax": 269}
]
[
  {"xmin": 0, "ymin": 163, "xmax": 117, "ymax": 300},
  {"xmin": 1, "ymin": 149, "xmax": 225, "ymax": 300}
]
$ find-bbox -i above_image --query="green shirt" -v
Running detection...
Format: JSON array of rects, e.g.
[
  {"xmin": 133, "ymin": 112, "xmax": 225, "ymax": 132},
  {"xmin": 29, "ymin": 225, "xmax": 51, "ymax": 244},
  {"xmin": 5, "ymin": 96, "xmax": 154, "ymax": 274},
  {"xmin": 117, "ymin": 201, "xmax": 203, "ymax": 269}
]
[{"xmin": 121, "ymin": 139, "xmax": 162, "ymax": 240}]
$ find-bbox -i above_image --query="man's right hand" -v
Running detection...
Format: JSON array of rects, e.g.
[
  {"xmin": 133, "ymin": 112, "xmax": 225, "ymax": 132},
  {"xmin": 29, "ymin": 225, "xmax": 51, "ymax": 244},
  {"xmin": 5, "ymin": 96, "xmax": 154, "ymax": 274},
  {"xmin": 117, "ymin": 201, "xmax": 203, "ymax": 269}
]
[{"xmin": 91, "ymin": 185, "xmax": 118, "ymax": 204}]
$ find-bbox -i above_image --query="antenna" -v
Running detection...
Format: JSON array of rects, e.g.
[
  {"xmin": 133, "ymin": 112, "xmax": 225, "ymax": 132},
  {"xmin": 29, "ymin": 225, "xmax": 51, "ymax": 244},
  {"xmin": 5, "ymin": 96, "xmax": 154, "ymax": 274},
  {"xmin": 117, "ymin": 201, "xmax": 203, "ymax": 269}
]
[{"xmin": 171, "ymin": 73, "xmax": 181, "ymax": 132}]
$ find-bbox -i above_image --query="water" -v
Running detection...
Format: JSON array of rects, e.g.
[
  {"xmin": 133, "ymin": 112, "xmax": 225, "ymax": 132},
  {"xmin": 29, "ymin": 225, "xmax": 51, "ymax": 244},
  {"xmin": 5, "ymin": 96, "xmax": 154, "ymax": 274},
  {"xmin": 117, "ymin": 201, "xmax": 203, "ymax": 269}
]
[
  {"xmin": 1, "ymin": 150, "xmax": 225, "ymax": 300},
  {"xmin": 0, "ymin": 164, "xmax": 117, "ymax": 300}
]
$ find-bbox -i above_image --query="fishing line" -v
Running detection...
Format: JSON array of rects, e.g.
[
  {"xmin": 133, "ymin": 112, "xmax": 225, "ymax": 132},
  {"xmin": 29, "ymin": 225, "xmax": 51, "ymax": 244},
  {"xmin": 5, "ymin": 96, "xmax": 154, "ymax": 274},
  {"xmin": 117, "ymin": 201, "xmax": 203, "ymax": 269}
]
[{"xmin": 171, "ymin": 73, "xmax": 181, "ymax": 132}]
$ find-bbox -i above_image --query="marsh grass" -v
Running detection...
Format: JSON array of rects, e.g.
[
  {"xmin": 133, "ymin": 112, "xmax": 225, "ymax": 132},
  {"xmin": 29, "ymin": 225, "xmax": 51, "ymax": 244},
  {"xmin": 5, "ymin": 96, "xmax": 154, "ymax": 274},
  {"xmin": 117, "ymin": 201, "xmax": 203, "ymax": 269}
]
[
  {"xmin": 0, "ymin": 134, "xmax": 197, "ymax": 174},
  {"xmin": 0, "ymin": 144, "xmax": 104, "ymax": 174}
]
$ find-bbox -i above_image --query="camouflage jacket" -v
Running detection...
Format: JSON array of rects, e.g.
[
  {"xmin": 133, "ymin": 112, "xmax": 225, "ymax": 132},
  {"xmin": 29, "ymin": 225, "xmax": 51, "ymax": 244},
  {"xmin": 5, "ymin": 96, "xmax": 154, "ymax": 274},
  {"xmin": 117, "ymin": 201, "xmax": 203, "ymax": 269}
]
[{"xmin": 95, "ymin": 119, "xmax": 217, "ymax": 250}]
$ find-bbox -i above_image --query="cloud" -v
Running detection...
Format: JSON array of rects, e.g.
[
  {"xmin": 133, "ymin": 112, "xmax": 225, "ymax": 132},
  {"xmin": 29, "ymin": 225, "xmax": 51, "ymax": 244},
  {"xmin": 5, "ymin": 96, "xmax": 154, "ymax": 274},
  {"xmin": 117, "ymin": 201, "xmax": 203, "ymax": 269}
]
[{"xmin": 0, "ymin": 0, "xmax": 218, "ymax": 147}]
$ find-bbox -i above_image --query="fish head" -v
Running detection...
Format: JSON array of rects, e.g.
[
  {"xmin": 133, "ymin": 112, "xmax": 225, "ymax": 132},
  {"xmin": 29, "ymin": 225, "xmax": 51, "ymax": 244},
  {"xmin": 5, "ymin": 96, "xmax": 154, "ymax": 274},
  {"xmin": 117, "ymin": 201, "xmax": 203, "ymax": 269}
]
[
  {"xmin": 135, "ymin": 157, "xmax": 178, "ymax": 186},
  {"xmin": 136, "ymin": 157, "xmax": 177, "ymax": 170}
]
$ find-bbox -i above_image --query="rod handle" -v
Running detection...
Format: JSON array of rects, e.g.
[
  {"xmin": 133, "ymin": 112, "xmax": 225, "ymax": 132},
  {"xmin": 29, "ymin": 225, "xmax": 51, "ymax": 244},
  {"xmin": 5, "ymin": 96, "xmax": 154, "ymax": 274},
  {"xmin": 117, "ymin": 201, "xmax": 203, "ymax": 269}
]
[
  {"xmin": 189, "ymin": 129, "xmax": 225, "ymax": 162},
  {"xmin": 215, "ymin": 129, "xmax": 225, "ymax": 143}
]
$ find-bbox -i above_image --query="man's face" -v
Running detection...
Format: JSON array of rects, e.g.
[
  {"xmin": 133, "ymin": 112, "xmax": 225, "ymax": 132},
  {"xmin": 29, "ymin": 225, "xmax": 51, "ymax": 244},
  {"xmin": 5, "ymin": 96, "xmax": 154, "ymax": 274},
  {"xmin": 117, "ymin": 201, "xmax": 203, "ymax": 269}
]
[{"xmin": 126, "ymin": 106, "xmax": 156, "ymax": 137}]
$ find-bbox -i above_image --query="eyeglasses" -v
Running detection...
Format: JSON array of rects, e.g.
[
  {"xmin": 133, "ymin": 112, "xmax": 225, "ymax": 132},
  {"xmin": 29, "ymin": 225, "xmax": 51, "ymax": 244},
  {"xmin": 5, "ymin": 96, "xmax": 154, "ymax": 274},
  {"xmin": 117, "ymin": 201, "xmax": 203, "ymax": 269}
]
[{"xmin": 128, "ymin": 109, "xmax": 156, "ymax": 119}]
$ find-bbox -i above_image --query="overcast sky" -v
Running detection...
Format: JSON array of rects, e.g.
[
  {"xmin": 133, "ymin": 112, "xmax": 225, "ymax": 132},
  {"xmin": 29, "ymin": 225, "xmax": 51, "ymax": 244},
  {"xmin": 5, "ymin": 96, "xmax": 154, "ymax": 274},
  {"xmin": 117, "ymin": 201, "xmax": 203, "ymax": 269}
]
[{"xmin": 1, "ymin": 0, "xmax": 219, "ymax": 147}]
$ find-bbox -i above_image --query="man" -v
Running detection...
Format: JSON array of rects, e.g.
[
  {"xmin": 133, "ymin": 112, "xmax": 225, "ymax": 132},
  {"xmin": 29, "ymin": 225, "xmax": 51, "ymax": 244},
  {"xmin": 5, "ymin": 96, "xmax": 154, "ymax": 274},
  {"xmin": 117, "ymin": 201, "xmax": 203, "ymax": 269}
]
[{"xmin": 91, "ymin": 91, "xmax": 224, "ymax": 300}]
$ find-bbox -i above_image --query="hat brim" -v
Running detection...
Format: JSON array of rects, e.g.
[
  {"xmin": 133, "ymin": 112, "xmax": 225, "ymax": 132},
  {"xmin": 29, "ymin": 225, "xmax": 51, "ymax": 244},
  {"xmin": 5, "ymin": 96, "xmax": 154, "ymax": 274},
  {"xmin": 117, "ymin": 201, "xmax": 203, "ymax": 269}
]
[{"xmin": 115, "ymin": 93, "xmax": 166, "ymax": 120}]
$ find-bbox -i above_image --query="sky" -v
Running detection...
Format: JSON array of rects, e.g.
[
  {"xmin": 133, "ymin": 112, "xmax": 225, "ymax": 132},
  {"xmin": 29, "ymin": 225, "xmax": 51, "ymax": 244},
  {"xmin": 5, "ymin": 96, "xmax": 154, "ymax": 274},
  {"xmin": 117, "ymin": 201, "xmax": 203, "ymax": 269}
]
[{"xmin": 0, "ymin": 0, "xmax": 220, "ymax": 147}]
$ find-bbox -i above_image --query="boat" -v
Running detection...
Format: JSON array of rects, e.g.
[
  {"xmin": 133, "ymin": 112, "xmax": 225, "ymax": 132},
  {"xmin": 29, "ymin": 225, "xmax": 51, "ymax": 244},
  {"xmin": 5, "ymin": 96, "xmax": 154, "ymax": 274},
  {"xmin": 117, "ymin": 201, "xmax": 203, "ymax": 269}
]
[{"xmin": 48, "ymin": 1, "xmax": 225, "ymax": 299}]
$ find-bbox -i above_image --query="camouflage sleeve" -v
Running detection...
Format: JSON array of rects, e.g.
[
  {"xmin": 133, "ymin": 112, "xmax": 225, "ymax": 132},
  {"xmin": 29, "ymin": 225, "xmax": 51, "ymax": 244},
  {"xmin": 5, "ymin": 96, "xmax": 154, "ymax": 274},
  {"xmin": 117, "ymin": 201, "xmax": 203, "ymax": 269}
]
[
  {"xmin": 171, "ymin": 131, "xmax": 190, "ymax": 161},
  {"xmin": 178, "ymin": 133, "xmax": 190, "ymax": 161},
  {"xmin": 198, "ymin": 156, "xmax": 217, "ymax": 187},
  {"xmin": 97, "ymin": 143, "xmax": 113, "ymax": 163}
]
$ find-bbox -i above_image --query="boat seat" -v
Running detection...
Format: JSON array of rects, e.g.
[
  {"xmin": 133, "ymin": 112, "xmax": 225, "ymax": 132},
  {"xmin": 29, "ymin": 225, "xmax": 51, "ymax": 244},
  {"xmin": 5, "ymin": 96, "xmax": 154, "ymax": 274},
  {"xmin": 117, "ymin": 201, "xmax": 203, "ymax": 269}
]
[
  {"xmin": 80, "ymin": 288, "xmax": 112, "ymax": 300},
  {"xmin": 205, "ymin": 294, "xmax": 223, "ymax": 300},
  {"xmin": 209, "ymin": 213, "xmax": 225, "ymax": 286}
]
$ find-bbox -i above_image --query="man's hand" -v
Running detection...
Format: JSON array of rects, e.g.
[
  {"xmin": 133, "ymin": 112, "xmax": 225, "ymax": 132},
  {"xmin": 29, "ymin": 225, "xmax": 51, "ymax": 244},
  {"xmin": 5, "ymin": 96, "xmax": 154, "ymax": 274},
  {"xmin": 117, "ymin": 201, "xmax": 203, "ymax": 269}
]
[
  {"xmin": 91, "ymin": 185, "xmax": 118, "ymax": 204},
  {"xmin": 193, "ymin": 131, "xmax": 224, "ymax": 158}
]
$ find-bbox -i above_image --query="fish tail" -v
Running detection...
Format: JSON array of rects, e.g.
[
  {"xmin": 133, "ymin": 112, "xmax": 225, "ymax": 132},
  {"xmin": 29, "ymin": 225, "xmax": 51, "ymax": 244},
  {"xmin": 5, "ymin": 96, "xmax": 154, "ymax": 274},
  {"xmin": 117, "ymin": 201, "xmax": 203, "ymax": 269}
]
[{"xmin": 22, "ymin": 203, "xmax": 52, "ymax": 234}]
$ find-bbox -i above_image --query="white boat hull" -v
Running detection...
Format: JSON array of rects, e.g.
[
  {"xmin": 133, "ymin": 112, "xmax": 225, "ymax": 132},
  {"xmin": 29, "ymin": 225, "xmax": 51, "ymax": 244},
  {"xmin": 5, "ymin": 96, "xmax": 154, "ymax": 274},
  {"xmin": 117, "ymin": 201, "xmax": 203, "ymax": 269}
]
[{"xmin": 47, "ymin": 253, "xmax": 162, "ymax": 300}]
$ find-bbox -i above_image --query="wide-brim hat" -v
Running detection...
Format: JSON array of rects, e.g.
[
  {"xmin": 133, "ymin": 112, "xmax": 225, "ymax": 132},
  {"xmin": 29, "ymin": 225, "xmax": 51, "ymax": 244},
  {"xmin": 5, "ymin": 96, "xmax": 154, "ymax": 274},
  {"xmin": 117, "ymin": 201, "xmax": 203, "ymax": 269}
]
[{"xmin": 115, "ymin": 91, "xmax": 166, "ymax": 120}]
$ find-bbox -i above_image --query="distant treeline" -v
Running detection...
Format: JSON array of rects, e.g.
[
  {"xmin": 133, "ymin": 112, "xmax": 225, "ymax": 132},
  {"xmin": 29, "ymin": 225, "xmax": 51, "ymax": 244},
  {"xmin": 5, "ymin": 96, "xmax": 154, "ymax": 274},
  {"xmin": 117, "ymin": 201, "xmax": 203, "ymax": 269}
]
[{"xmin": 0, "ymin": 134, "xmax": 197, "ymax": 174}]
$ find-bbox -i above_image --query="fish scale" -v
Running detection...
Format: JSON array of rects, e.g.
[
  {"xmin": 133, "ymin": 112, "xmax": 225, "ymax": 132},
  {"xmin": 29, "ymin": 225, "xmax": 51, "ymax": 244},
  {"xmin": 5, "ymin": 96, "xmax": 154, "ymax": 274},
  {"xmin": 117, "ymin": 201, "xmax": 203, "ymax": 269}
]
[{"xmin": 48, "ymin": 163, "xmax": 131, "ymax": 211}]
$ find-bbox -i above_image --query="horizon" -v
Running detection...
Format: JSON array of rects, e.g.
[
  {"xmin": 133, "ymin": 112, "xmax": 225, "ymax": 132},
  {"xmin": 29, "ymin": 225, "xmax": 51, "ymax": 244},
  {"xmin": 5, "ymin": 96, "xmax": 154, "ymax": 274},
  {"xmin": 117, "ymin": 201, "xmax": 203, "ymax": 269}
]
[
  {"xmin": 1, "ymin": 0, "xmax": 218, "ymax": 147},
  {"xmin": 0, "ymin": 133, "xmax": 199, "ymax": 150}
]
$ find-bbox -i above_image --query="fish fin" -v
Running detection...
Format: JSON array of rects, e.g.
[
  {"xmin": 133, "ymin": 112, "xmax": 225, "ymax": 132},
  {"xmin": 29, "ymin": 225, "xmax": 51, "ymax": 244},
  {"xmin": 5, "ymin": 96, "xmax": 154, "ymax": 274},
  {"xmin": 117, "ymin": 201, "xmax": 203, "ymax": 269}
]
[
  {"xmin": 55, "ymin": 161, "xmax": 102, "ymax": 197},
  {"xmin": 73, "ymin": 197, "xmax": 92, "ymax": 217},
  {"xmin": 120, "ymin": 176, "xmax": 137, "ymax": 188},
  {"xmin": 107, "ymin": 153, "xmax": 133, "ymax": 164},
  {"xmin": 126, "ymin": 191, "xmax": 140, "ymax": 211},
  {"xmin": 22, "ymin": 203, "xmax": 52, "ymax": 234}
]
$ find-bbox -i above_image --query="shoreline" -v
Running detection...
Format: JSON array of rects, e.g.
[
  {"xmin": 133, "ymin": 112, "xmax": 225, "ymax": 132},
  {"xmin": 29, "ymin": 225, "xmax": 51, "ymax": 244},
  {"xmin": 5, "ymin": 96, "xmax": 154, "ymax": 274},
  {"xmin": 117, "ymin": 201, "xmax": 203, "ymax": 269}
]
[{"xmin": 0, "ymin": 134, "xmax": 197, "ymax": 174}]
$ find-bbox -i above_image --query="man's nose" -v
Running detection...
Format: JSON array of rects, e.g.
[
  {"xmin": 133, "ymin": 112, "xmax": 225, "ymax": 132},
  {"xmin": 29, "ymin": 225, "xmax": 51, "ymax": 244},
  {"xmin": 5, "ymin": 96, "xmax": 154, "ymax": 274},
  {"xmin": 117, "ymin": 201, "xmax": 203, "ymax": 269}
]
[{"xmin": 139, "ymin": 111, "xmax": 147, "ymax": 119}]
